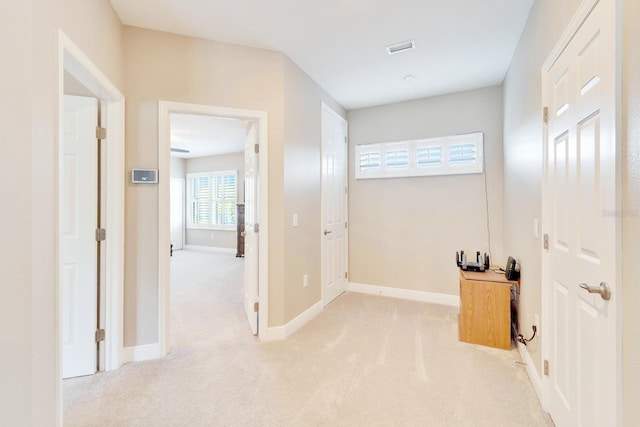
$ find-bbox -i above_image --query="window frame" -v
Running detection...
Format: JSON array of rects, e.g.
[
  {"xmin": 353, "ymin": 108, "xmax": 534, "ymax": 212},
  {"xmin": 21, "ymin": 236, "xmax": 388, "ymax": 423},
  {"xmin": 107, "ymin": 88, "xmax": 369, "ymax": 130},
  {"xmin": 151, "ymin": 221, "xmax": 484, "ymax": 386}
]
[
  {"xmin": 186, "ymin": 170, "xmax": 238, "ymax": 230},
  {"xmin": 355, "ymin": 132, "xmax": 484, "ymax": 179}
]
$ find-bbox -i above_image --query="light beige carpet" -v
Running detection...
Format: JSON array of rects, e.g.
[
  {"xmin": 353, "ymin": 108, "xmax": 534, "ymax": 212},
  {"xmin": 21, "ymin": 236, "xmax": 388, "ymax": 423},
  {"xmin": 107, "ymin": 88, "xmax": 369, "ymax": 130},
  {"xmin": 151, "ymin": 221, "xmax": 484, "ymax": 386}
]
[{"xmin": 64, "ymin": 249, "xmax": 552, "ymax": 426}]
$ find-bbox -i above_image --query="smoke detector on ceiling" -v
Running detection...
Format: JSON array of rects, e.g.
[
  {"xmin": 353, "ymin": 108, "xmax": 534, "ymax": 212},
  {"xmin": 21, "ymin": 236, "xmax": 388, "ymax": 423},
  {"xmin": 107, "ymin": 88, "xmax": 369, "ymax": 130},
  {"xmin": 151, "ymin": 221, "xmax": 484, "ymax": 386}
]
[{"xmin": 386, "ymin": 39, "xmax": 416, "ymax": 55}]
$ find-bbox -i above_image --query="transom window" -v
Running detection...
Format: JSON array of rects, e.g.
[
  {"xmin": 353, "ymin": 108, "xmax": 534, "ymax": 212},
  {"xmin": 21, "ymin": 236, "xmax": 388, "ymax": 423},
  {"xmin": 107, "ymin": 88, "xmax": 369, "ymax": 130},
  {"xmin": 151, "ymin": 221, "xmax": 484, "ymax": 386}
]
[{"xmin": 354, "ymin": 132, "xmax": 484, "ymax": 179}]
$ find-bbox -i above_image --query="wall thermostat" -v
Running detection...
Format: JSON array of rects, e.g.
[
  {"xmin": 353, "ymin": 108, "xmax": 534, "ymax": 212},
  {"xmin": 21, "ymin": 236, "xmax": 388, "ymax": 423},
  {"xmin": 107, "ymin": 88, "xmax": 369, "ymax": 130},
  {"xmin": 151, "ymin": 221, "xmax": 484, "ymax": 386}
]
[{"xmin": 131, "ymin": 169, "xmax": 158, "ymax": 184}]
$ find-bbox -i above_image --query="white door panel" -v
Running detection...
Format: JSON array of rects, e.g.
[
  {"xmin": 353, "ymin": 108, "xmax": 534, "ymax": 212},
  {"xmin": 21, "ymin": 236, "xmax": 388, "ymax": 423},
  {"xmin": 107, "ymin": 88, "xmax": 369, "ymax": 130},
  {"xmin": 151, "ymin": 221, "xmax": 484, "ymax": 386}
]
[
  {"xmin": 170, "ymin": 179, "xmax": 184, "ymax": 250},
  {"xmin": 543, "ymin": 0, "xmax": 619, "ymax": 425},
  {"xmin": 322, "ymin": 104, "xmax": 348, "ymax": 306},
  {"xmin": 244, "ymin": 121, "xmax": 259, "ymax": 334},
  {"xmin": 62, "ymin": 95, "xmax": 98, "ymax": 378}
]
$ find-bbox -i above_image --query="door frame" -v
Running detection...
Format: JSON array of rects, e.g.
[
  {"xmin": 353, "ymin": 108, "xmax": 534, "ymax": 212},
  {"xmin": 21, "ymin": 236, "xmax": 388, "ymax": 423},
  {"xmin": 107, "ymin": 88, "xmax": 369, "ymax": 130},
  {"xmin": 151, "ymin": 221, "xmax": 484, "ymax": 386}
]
[
  {"xmin": 320, "ymin": 102, "xmax": 349, "ymax": 306},
  {"xmin": 56, "ymin": 29, "xmax": 125, "ymax": 418},
  {"xmin": 540, "ymin": 0, "xmax": 622, "ymax": 421},
  {"xmin": 157, "ymin": 101, "xmax": 269, "ymax": 350}
]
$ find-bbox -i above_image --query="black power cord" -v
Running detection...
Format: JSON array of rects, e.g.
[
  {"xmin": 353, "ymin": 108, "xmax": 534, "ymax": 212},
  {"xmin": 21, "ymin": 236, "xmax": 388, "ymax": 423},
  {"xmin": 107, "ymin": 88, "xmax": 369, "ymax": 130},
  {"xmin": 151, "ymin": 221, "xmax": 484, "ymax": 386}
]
[{"xmin": 517, "ymin": 325, "xmax": 537, "ymax": 346}]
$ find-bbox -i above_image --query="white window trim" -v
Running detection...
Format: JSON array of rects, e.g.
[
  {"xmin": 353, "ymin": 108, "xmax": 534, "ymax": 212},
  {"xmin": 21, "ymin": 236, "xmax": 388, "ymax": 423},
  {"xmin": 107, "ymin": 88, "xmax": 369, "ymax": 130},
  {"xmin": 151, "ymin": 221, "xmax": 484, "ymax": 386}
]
[
  {"xmin": 186, "ymin": 170, "xmax": 238, "ymax": 230},
  {"xmin": 355, "ymin": 132, "xmax": 484, "ymax": 179}
]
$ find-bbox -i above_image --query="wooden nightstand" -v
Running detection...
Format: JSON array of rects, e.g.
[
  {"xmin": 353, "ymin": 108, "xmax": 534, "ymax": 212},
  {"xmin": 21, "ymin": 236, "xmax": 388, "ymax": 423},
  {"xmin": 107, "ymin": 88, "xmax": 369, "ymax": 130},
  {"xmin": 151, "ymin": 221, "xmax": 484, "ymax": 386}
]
[{"xmin": 458, "ymin": 270, "xmax": 518, "ymax": 350}]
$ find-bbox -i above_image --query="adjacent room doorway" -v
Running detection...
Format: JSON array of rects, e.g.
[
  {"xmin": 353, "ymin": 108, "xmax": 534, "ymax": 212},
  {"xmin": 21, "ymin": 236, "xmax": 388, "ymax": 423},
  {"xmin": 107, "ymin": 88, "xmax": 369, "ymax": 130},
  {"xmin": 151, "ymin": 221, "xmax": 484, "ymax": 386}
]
[{"xmin": 158, "ymin": 102, "xmax": 269, "ymax": 350}]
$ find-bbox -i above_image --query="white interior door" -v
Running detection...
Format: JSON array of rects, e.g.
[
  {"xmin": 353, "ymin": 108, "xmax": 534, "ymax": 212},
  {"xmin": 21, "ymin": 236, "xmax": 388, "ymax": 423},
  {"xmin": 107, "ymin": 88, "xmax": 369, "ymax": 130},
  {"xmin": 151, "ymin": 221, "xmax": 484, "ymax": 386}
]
[
  {"xmin": 243, "ymin": 121, "xmax": 259, "ymax": 334},
  {"xmin": 321, "ymin": 104, "xmax": 348, "ymax": 306},
  {"xmin": 62, "ymin": 95, "xmax": 99, "ymax": 378},
  {"xmin": 543, "ymin": 0, "xmax": 619, "ymax": 425},
  {"xmin": 170, "ymin": 179, "xmax": 184, "ymax": 250}
]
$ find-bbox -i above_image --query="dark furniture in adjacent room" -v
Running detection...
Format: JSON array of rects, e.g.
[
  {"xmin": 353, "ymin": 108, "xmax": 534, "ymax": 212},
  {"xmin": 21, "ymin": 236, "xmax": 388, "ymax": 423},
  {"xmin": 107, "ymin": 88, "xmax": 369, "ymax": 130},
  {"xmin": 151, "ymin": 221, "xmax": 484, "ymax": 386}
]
[{"xmin": 236, "ymin": 203, "xmax": 245, "ymax": 257}]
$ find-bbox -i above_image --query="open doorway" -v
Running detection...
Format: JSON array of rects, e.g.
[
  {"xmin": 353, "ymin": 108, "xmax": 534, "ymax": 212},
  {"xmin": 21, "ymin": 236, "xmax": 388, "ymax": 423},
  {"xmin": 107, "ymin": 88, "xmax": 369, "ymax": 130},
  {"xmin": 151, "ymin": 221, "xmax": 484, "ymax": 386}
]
[
  {"xmin": 168, "ymin": 113, "xmax": 250, "ymax": 347},
  {"xmin": 158, "ymin": 102, "xmax": 269, "ymax": 354}
]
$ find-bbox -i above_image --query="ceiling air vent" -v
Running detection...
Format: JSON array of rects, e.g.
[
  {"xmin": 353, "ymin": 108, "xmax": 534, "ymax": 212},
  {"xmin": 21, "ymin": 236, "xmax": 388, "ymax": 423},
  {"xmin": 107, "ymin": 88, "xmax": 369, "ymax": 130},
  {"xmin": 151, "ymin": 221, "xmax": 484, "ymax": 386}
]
[{"xmin": 386, "ymin": 39, "xmax": 416, "ymax": 55}]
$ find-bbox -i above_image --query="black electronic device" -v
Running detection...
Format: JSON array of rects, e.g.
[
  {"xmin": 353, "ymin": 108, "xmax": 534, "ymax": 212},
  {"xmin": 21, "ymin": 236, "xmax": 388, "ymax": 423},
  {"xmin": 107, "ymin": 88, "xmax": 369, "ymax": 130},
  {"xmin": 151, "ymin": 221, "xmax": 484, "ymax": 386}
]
[
  {"xmin": 505, "ymin": 256, "xmax": 520, "ymax": 281},
  {"xmin": 456, "ymin": 250, "xmax": 490, "ymax": 272}
]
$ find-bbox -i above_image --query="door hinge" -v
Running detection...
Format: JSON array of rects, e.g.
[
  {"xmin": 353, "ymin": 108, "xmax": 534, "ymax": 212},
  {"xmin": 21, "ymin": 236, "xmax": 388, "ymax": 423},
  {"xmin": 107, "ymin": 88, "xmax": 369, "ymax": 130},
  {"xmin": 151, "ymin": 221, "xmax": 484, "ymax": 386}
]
[
  {"xmin": 95, "ymin": 329, "xmax": 105, "ymax": 343},
  {"xmin": 96, "ymin": 126, "xmax": 107, "ymax": 140},
  {"xmin": 345, "ymin": 222, "xmax": 348, "ymax": 229},
  {"xmin": 345, "ymin": 272, "xmax": 348, "ymax": 279},
  {"xmin": 254, "ymin": 144, "xmax": 259, "ymax": 154},
  {"xmin": 543, "ymin": 107, "xmax": 549, "ymax": 124},
  {"xmin": 544, "ymin": 359, "xmax": 549, "ymax": 376},
  {"xmin": 253, "ymin": 302, "xmax": 259, "ymax": 312},
  {"xmin": 254, "ymin": 223, "xmax": 259, "ymax": 233},
  {"xmin": 95, "ymin": 228, "xmax": 106, "ymax": 242},
  {"xmin": 543, "ymin": 233, "xmax": 549, "ymax": 250},
  {"xmin": 345, "ymin": 186, "xmax": 348, "ymax": 195},
  {"xmin": 344, "ymin": 136, "xmax": 348, "ymax": 144}
]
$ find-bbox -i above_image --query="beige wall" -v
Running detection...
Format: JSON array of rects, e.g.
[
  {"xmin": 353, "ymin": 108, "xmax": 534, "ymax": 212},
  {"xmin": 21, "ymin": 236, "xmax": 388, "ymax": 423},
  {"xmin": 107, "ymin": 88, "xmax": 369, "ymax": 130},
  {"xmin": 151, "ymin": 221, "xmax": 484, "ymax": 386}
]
[
  {"xmin": 184, "ymin": 152, "xmax": 244, "ymax": 250},
  {"xmin": 122, "ymin": 27, "xmax": 344, "ymax": 339},
  {"xmin": 123, "ymin": 26, "xmax": 286, "ymax": 342},
  {"xmin": 10, "ymin": 1, "xmax": 635, "ymax": 424},
  {"xmin": 0, "ymin": 0, "xmax": 124, "ymax": 424},
  {"xmin": 170, "ymin": 156, "xmax": 186, "ymax": 179},
  {"xmin": 282, "ymin": 58, "xmax": 346, "ymax": 321},
  {"xmin": 1, "ymin": 2, "xmax": 34, "ymax": 425},
  {"xmin": 347, "ymin": 86, "xmax": 504, "ymax": 296},
  {"xmin": 623, "ymin": 0, "xmax": 640, "ymax": 423}
]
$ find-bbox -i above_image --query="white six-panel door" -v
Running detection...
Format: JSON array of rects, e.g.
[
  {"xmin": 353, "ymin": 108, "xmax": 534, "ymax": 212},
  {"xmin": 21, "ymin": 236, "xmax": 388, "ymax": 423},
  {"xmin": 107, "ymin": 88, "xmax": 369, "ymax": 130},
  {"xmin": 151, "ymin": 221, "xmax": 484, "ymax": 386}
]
[
  {"xmin": 62, "ymin": 95, "xmax": 99, "ymax": 378},
  {"xmin": 543, "ymin": 0, "xmax": 619, "ymax": 425},
  {"xmin": 321, "ymin": 104, "xmax": 348, "ymax": 306}
]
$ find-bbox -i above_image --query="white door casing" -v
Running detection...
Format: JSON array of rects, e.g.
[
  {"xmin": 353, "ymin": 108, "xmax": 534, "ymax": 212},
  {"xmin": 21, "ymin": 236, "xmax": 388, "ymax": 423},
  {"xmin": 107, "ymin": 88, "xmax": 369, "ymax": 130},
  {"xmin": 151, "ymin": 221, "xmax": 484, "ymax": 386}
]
[
  {"xmin": 244, "ymin": 121, "xmax": 259, "ymax": 334},
  {"xmin": 58, "ymin": 31, "xmax": 126, "ymax": 427},
  {"xmin": 321, "ymin": 103, "xmax": 348, "ymax": 306},
  {"xmin": 62, "ymin": 95, "xmax": 98, "ymax": 378},
  {"xmin": 158, "ymin": 101, "xmax": 269, "ymax": 347},
  {"xmin": 542, "ymin": 0, "xmax": 621, "ymax": 426},
  {"xmin": 170, "ymin": 179, "xmax": 185, "ymax": 251}
]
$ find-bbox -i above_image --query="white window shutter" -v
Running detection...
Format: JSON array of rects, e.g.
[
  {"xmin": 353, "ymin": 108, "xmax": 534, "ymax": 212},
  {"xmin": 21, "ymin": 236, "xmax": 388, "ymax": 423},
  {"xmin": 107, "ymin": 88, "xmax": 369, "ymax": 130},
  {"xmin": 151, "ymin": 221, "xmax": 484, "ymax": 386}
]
[
  {"xmin": 186, "ymin": 170, "xmax": 238, "ymax": 229},
  {"xmin": 354, "ymin": 132, "xmax": 483, "ymax": 179},
  {"xmin": 355, "ymin": 144, "xmax": 382, "ymax": 178},
  {"xmin": 384, "ymin": 141, "xmax": 410, "ymax": 177}
]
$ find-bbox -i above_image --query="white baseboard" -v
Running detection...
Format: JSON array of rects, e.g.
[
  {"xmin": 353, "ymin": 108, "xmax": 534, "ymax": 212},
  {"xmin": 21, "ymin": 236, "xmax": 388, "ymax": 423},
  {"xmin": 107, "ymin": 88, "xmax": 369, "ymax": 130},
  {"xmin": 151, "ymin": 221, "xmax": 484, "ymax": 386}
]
[
  {"xmin": 261, "ymin": 325, "xmax": 286, "ymax": 342},
  {"xmin": 347, "ymin": 282, "xmax": 460, "ymax": 308},
  {"xmin": 183, "ymin": 245, "xmax": 236, "ymax": 254},
  {"xmin": 517, "ymin": 342, "xmax": 543, "ymax": 403},
  {"xmin": 286, "ymin": 300, "xmax": 323, "ymax": 336},
  {"xmin": 261, "ymin": 300, "xmax": 324, "ymax": 342},
  {"xmin": 121, "ymin": 343, "xmax": 161, "ymax": 364}
]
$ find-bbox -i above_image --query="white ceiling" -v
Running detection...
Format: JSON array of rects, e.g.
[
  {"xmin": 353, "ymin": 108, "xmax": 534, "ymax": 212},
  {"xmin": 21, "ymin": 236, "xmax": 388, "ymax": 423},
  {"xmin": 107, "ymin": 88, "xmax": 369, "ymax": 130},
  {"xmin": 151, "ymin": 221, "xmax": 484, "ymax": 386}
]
[
  {"xmin": 170, "ymin": 113, "xmax": 247, "ymax": 158},
  {"xmin": 109, "ymin": 0, "xmax": 534, "ymax": 110}
]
